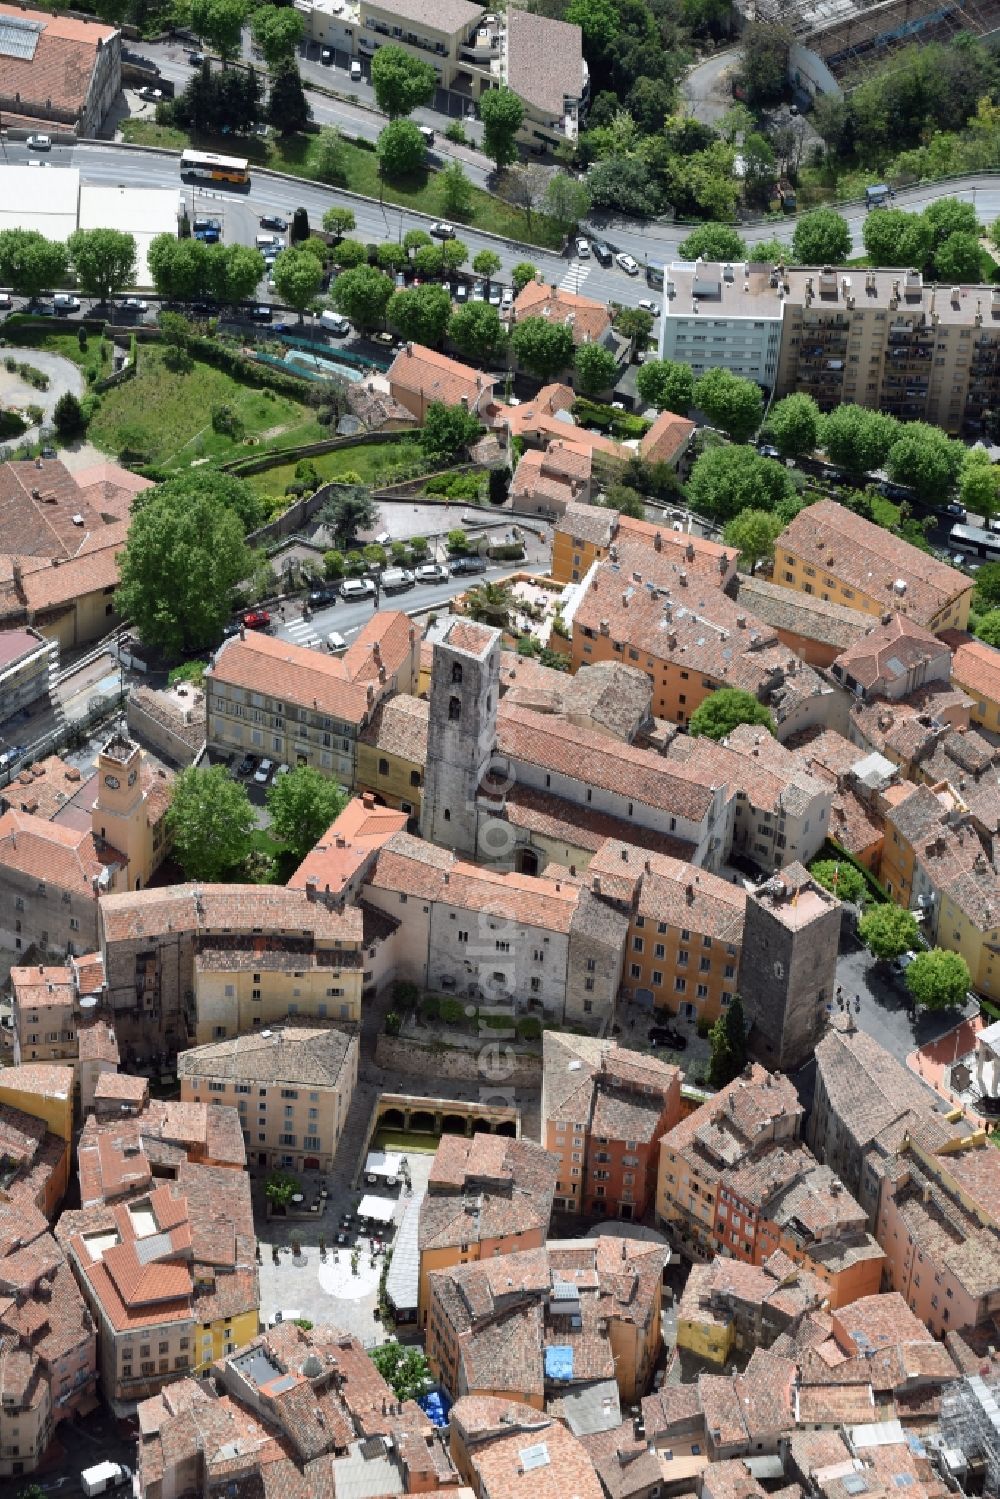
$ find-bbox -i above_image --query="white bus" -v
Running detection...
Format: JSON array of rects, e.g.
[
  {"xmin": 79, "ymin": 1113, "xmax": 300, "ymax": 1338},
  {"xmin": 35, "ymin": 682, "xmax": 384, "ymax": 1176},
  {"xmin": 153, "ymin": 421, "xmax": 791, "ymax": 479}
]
[{"xmin": 180, "ymin": 149, "xmax": 250, "ymax": 186}]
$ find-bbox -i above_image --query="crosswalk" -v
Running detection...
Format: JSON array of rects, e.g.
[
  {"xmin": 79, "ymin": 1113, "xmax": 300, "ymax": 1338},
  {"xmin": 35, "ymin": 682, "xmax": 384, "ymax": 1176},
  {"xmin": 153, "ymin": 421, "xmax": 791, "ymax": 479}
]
[
  {"xmin": 559, "ymin": 261, "xmax": 591, "ymax": 293},
  {"xmin": 286, "ymin": 616, "xmax": 323, "ymax": 650}
]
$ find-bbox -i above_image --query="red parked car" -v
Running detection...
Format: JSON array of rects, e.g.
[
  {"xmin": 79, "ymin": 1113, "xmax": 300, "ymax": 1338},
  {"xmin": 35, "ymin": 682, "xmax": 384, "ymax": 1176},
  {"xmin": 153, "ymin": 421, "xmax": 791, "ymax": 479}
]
[{"xmin": 243, "ymin": 610, "xmax": 271, "ymax": 631}]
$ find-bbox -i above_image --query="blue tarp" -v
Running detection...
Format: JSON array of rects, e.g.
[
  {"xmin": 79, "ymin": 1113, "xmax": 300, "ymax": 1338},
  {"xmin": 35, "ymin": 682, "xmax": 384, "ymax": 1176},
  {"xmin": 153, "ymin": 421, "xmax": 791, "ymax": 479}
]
[
  {"xmin": 545, "ymin": 1345, "xmax": 574, "ymax": 1381},
  {"xmin": 419, "ymin": 1390, "xmax": 452, "ymax": 1427}
]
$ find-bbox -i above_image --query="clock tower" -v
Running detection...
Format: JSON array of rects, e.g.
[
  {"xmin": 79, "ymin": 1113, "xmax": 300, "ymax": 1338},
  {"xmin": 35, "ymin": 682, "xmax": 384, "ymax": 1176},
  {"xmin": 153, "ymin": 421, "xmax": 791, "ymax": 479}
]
[{"xmin": 93, "ymin": 731, "xmax": 150, "ymax": 889}]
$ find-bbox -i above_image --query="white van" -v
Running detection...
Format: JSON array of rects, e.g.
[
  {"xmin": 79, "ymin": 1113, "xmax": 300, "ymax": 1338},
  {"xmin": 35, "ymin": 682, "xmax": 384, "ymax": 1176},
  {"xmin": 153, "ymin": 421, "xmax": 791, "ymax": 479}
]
[
  {"xmin": 349, "ymin": 60, "xmax": 363, "ymax": 80},
  {"xmin": 256, "ymin": 233, "xmax": 281, "ymax": 251},
  {"xmin": 327, "ymin": 631, "xmax": 347, "ymax": 653},
  {"xmin": 321, "ymin": 309, "xmax": 350, "ymax": 336}
]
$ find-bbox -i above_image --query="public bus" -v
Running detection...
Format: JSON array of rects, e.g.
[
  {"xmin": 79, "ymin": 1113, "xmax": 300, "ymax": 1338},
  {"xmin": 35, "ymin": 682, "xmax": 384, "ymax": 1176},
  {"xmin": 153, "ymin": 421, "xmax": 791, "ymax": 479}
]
[
  {"xmin": 180, "ymin": 149, "xmax": 250, "ymax": 186},
  {"xmin": 949, "ymin": 522, "xmax": 1000, "ymax": 563}
]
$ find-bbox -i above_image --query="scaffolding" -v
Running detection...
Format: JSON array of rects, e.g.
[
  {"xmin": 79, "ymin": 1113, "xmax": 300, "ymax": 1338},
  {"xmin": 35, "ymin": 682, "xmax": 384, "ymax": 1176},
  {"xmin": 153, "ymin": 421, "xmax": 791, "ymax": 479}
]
[{"xmin": 940, "ymin": 1376, "xmax": 1000, "ymax": 1499}]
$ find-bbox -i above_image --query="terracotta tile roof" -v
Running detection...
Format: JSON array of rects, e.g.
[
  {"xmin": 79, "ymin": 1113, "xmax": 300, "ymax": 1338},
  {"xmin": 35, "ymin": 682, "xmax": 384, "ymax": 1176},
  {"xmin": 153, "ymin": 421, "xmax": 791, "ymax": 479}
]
[
  {"xmin": 358, "ymin": 692, "xmax": 428, "ymax": 764},
  {"xmin": 506, "ymin": 9, "xmax": 584, "ymax": 118},
  {"xmin": 0, "ymin": 5, "xmax": 115, "ymax": 123},
  {"xmin": 497, "ymin": 394, "xmax": 623, "ymax": 457},
  {"xmin": 665, "ymin": 725, "xmax": 828, "ymax": 819},
  {"xmin": 10, "ymin": 965, "xmax": 73, "ymax": 1009},
  {"xmin": 496, "ymin": 700, "xmax": 717, "ymax": 820},
  {"xmin": 0, "ymin": 806, "xmax": 123, "ymax": 896},
  {"xmin": 514, "ymin": 282, "xmax": 612, "ymax": 347},
  {"xmin": 735, "ymin": 576, "xmax": 871, "ymax": 651},
  {"xmin": 639, "ymin": 410, "xmax": 696, "ymax": 465},
  {"xmin": 497, "ymin": 781, "xmax": 698, "ymax": 862},
  {"xmin": 98, "ymin": 882, "xmax": 363, "ymax": 945},
  {"xmin": 208, "ymin": 632, "xmax": 372, "ymax": 726},
  {"xmin": 814, "ymin": 1025, "xmax": 946, "ymax": 1157},
  {"xmin": 453, "ymin": 1399, "xmax": 604, "ymax": 1499},
  {"xmin": 543, "ymin": 1030, "xmax": 680, "ymax": 1131},
  {"xmin": 498, "ymin": 656, "xmax": 653, "ymax": 743},
  {"xmin": 511, "ymin": 446, "xmax": 588, "ymax": 511},
  {"xmin": 443, "ymin": 616, "xmax": 497, "ymax": 656},
  {"xmin": 0, "ymin": 458, "xmax": 127, "ymax": 560},
  {"xmin": 22, "ymin": 526, "xmax": 127, "ymax": 614},
  {"xmin": 662, "ymin": 1064, "xmax": 803, "ymax": 1185},
  {"xmin": 289, "ymin": 794, "xmax": 408, "ymax": 897},
  {"xmin": 387, "ymin": 342, "xmax": 497, "ymax": 413},
  {"xmin": 178, "ymin": 1022, "xmax": 357, "ymax": 1090},
  {"xmin": 592, "ymin": 842, "xmax": 746, "ymax": 940},
  {"xmin": 0, "ymin": 1062, "xmax": 73, "ymax": 1101},
  {"xmin": 777, "ymin": 499, "xmax": 972, "ymax": 627},
  {"xmin": 339, "ymin": 609, "xmax": 416, "ymax": 686},
  {"xmin": 557, "ymin": 502, "xmax": 615, "ymax": 548},
  {"xmin": 833, "ymin": 614, "xmax": 950, "ymax": 694},
  {"xmin": 1, "ymin": 756, "xmax": 86, "ymax": 819},
  {"xmin": 419, "ymin": 1135, "xmax": 557, "ymax": 1251},
  {"xmin": 941, "ymin": 630, "xmax": 1000, "ymax": 706}
]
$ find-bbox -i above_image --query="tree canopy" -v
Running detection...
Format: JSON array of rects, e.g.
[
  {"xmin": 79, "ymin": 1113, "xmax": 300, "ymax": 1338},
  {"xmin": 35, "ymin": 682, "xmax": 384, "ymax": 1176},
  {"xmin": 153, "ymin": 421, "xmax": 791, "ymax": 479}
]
[
  {"xmin": 166, "ymin": 765, "xmax": 255, "ymax": 882},
  {"xmin": 688, "ymin": 687, "xmax": 775, "ymax": 740},
  {"xmin": 858, "ymin": 903, "xmax": 920, "ymax": 961},
  {"xmin": 322, "ymin": 486, "xmax": 377, "ymax": 547},
  {"xmin": 511, "ymin": 316, "xmax": 575, "ymax": 381},
  {"xmin": 266, "ymin": 767, "xmax": 348, "ymax": 860},
  {"xmin": 808, "ymin": 858, "xmax": 866, "ymax": 904},
  {"xmin": 388, "ymin": 284, "xmax": 452, "ymax": 347},
  {"xmin": 708, "ymin": 995, "xmax": 747, "ymax": 1087},
  {"xmin": 116, "ymin": 483, "xmax": 253, "ymax": 658},
  {"xmin": 767, "ymin": 392, "xmax": 821, "ymax": 458},
  {"xmin": 722, "ymin": 509, "xmax": 783, "ymax": 574},
  {"xmin": 448, "ymin": 301, "xmax": 506, "ymax": 361},
  {"xmin": 419, "ymin": 402, "xmax": 481, "ymax": 463},
  {"xmin": 959, "ymin": 449, "xmax": 1000, "ymax": 519},
  {"xmin": 574, "ymin": 341, "xmax": 619, "ymax": 396},
  {"xmin": 322, "ymin": 205, "xmax": 356, "ymax": 240},
  {"xmin": 369, "ymin": 1344, "xmax": 430, "ymax": 1403},
  {"xmin": 635, "ymin": 358, "xmax": 694, "ymax": 414},
  {"xmin": 67, "ymin": 228, "xmax": 136, "ymax": 303},
  {"xmin": 377, "ymin": 119, "xmax": 426, "ymax": 178},
  {"xmin": 250, "ymin": 5, "xmax": 302, "ymax": 65},
  {"xmin": 272, "ymin": 245, "xmax": 324, "ymax": 314},
  {"xmin": 186, "ymin": 0, "xmax": 247, "ymax": 58},
  {"xmin": 686, "ymin": 444, "xmax": 795, "ymax": 521},
  {"xmin": 0, "ymin": 229, "xmax": 68, "ymax": 300},
  {"xmin": 791, "ymin": 208, "xmax": 852, "ymax": 265},
  {"xmin": 331, "ymin": 265, "xmax": 394, "ymax": 328},
  {"xmin": 480, "ymin": 87, "xmax": 524, "ymax": 170},
  {"xmin": 905, "ymin": 948, "xmax": 971, "ymax": 1010},
  {"xmin": 268, "ymin": 61, "xmax": 311, "ymax": 135},
  {"xmin": 693, "ymin": 368, "xmax": 764, "ymax": 443},
  {"xmin": 677, "ymin": 222, "xmax": 747, "ymax": 262},
  {"xmin": 370, "ymin": 43, "xmax": 436, "ymax": 118},
  {"xmin": 821, "ymin": 406, "xmax": 899, "ymax": 477},
  {"xmin": 886, "ymin": 422, "xmax": 963, "ymax": 502}
]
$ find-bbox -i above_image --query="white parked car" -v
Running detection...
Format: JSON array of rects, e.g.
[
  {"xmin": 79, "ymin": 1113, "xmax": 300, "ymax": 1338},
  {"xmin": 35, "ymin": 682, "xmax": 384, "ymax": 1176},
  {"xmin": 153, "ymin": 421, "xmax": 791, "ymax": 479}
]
[
  {"xmin": 575, "ymin": 236, "xmax": 591, "ymax": 258},
  {"xmin": 616, "ymin": 252, "xmax": 640, "ymax": 275},
  {"xmin": 327, "ymin": 631, "xmax": 348, "ymax": 653},
  {"xmin": 254, "ymin": 758, "xmax": 274, "ymax": 784},
  {"xmin": 340, "ymin": 578, "xmax": 376, "ymax": 600},
  {"xmin": 415, "ymin": 562, "xmax": 449, "ymax": 583},
  {"xmin": 637, "ymin": 298, "xmax": 660, "ymax": 316},
  {"xmin": 26, "ymin": 134, "xmax": 51, "ymax": 150},
  {"xmin": 429, "ymin": 221, "xmax": 456, "ymax": 239},
  {"xmin": 349, "ymin": 60, "xmax": 363, "ymax": 80},
  {"xmin": 120, "ymin": 297, "xmax": 147, "ymax": 312},
  {"xmin": 53, "ymin": 294, "xmax": 81, "ymax": 311}
]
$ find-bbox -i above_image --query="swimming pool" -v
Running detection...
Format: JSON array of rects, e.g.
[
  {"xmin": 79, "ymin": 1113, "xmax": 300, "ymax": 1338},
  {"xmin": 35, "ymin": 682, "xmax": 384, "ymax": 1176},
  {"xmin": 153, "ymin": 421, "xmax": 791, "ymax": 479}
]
[{"xmin": 283, "ymin": 349, "xmax": 369, "ymax": 382}]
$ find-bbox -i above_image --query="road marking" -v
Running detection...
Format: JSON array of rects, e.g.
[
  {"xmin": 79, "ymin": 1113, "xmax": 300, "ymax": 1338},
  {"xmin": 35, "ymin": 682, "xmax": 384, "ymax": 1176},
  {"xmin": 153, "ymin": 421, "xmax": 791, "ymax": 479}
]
[
  {"xmin": 286, "ymin": 618, "xmax": 322, "ymax": 649},
  {"xmin": 559, "ymin": 262, "xmax": 590, "ymax": 293}
]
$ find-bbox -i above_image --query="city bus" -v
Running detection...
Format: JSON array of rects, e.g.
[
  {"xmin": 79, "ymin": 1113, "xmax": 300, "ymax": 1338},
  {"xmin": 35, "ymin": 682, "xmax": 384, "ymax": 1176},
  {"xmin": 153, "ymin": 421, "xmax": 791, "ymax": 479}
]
[
  {"xmin": 180, "ymin": 149, "xmax": 250, "ymax": 186},
  {"xmin": 949, "ymin": 522, "xmax": 1000, "ymax": 563}
]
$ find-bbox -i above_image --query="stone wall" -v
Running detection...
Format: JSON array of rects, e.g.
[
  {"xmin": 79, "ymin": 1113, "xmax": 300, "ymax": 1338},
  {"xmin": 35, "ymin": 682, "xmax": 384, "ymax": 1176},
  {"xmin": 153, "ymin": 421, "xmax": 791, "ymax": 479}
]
[{"xmin": 375, "ymin": 1033, "xmax": 542, "ymax": 1087}]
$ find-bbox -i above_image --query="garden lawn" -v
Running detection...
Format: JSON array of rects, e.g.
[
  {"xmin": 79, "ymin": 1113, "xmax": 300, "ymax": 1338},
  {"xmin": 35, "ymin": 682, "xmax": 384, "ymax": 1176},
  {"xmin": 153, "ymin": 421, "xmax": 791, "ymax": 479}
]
[
  {"xmin": 1, "ymin": 316, "xmax": 105, "ymax": 372},
  {"xmin": 88, "ymin": 345, "xmax": 318, "ymax": 469},
  {"xmin": 120, "ymin": 122, "xmax": 565, "ymax": 251},
  {"xmin": 245, "ymin": 437, "xmax": 424, "ymax": 501}
]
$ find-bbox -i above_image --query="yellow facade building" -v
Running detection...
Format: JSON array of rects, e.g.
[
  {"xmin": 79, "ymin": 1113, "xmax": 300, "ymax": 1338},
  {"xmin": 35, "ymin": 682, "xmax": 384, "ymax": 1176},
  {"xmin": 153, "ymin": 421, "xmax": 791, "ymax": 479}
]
[{"xmin": 355, "ymin": 693, "xmax": 428, "ymax": 823}]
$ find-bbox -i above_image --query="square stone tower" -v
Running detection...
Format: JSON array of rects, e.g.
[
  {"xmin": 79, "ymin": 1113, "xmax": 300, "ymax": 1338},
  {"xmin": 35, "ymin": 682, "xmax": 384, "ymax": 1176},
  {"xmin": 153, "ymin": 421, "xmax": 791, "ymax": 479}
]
[
  {"xmin": 740, "ymin": 862, "xmax": 841, "ymax": 1071},
  {"xmin": 419, "ymin": 616, "xmax": 501, "ymax": 856}
]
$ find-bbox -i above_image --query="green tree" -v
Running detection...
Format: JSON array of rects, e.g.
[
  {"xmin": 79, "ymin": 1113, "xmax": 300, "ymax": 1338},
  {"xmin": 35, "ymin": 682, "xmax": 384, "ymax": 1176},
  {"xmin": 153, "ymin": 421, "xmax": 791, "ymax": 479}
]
[
  {"xmin": 331, "ymin": 264, "xmax": 394, "ymax": 328},
  {"xmin": 693, "ymin": 368, "xmax": 764, "ymax": 443},
  {"xmin": 464, "ymin": 580, "xmax": 515, "ymax": 629},
  {"xmin": 268, "ymin": 61, "xmax": 311, "ymax": 134},
  {"xmin": 791, "ymin": 208, "xmax": 852, "ymax": 265},
  {"xmin": 886, "ymin": 422, "xmax": 963, "ymax": 503},
  {"xmin": 67, "ymin": 227, "xmax": 136, "ymax": 304},
  {"xmin": 441, "ymin": 239, "xmax": 469, "ymax": 276},
  {"xmin": 448, "ymin": 301, "xmax": 506, "ymax": 361},
  {"xmin": 821, "ymin": 405, "xmax": 899, "ymax": 477},
  {"xmin": 511, "ymin": 262, "xmax": 538, "ymax": 295},
  {"xmin": 959, "ymin": 449, "xmax": 1000, "ymax": 520},
  {"xmin": 723, "ymin": 509, "xmax": 783, "ymax": 574},
  {"xmin": 116, "ymin": 484, "xmax": 253, "ymax": 657},
  {"xmin": 369, "ymin": 1343, "xmax": 431, "ymax": 1402},
  {"xmin": 858, "ymin": 903, "xmax": 920, "ymax": 962},
  {"xmin": 420, "ymin": 401, "xmax": 481, "ymax": 463},
  {"xmin": 977, "ymin": 611, "xmax": 1000, "ymax": 648},
  {"xmin": 808, "ymin": 858, "xmax": 866, "ymax": 904},
  {"xmin": 751, "ymin": 235, "xmax": 792, "ymax": 264},
  {"xmin": 472, "ymin": 249, "xmax": 502, "ymax": 281},
  {"xmin": 377, "ymin": 242, "xmax": 408, "ymax": 274},
  {"xmin": 441, "ymin": 160, "xmax": 474, "ymax": 217},
  {"xmin": 689, "ymin": 687, "xmax": 775, "ymax": 740},
  {"xmin": 250, "ymin": 4, "xmax": 303, "ymax": 65},
  {"xmin": 636, "ymin": 358, "xmax": 694, "ymax": 415},
  {"xmin": 273, "ymin": 246, "xmax": 324, "ymax": 317},
  {"xmin": 687, "ymin": 444, "xmax": 795, "ymax": 521},
  {"xmin": 574, "ymin": 341, "xmax": 618, "ymax": 396},
  {"xmin": 370, "ymin": 43, "xmax": 436, "ymax": 118},
  {"xmin": 677, "ymin": 223, "xmax": 747, "ymax": 262},
  {"xmin": 166, "ymin": 765, "xmax": 255, "ymax": 882},
  {"xmin": 974, "ymin": 562, "xmax": 1000, "ymax": 609},
  {"xmin": 322, "ymin": 485, "xmax": 377, "ymax": 546},
  {"xmin": 413, "ymin": 243, "xmax": 445, "ymax": 279},
  {"xmin": 147, "ymin": 235, "xmax": 207, "ymax": 302},
  {"xmin": 332, "ymin": 238, "xmax": 369, "ymax": 269},
  {"xmin": 709, "ymin": 995, "xmax": 747, "ymax": 1087},
  {"xmin": 767, "ymin": 391, "xmax": 821, "ymax": 458},
  {"xmin": 615, "ymin": 307, "xmax": 655, "ymax": 346},
  {"xmin": 905, "ymin": 948, "xmax": 971, "ymax": 1010},
  {"xmin": 480, "ymin": 87, "xmax": 524, "ymax": 171},
  {"xmin": 740, "ymin": 21, "xmax": 790, "ymax": 104},
  {"xmin": 208, "ymin": 242, "xmax": 266, "ymax": 304},
  {"xmin": 186, "ymin": 0, "xmax": 247, "ymax": 61},
  {"xmin": 52, "ymin": 390, "xmax": 85, "ymax": 440},
  {"xmin": 403, "ymin": 228, "xmax": 432, "ymax": 254},
  {"xmin": 151, "ymin": 469, "xmax": 264, "ymax": 535},
  {"xmin": 388, "ymin": 284, "xmax": 452, "ymax": 347},
  {"xmin": 511, "ymin": 316, "xmax": 575, "ymax": 380},
  {"xmin": 378, "ymin": 119, "xmax": 426, "ymax": 178},
  {"xmin": 925, "ymin": 196, "xmax": 980, "ymax": 246},
  {"xmin": 0, "ymin": 229, "xmax": 68, "ymax": 300},
  {"xmin": 544, "ymin": 172, "xmax": 591, "ymax": 227},
  {"xmin": 322, "ymin": 204, "xmax": 356, "ymax": 240},
  {"xmin": 266, "ymin": 766, "xmax": 348, "ymax": 859},
  {"xmin": 314, "ymin": 129, "xmax": 347, "ymax": 186},
  {"xmin": 565, "ymin": 0, "xmax": 619, "ymax": 51},
  {"xmin": 934, "ymin": 231, "xmax": 982, "ymax": 282},
  {"xmin": 862, "ymin": 209, "xmax": 933, "ymax": 268}
]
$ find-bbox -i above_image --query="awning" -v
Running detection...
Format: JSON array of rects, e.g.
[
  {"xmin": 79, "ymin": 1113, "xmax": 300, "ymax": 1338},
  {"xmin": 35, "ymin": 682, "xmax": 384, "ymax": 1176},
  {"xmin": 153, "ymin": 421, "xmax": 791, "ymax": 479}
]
[{"xmin": 357, "ymin": 1194, "xmax": 396, "ymax": 1224}]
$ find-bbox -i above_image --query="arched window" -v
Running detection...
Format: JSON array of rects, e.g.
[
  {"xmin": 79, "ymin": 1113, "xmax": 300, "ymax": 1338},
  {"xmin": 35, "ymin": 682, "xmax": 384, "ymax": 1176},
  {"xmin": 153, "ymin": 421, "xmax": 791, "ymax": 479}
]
[
  {"xmin": 451, "ymin": 662, "xmax": 463, "ymax": 684},
  {"xmin": 449, "ymin": 697, "xmax": 461, "ymax": 722}
]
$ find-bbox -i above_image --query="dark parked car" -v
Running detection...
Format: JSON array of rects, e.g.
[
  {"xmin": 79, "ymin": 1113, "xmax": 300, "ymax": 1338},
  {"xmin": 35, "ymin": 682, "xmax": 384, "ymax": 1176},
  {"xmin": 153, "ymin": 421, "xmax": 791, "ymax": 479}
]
[
  {"xmin": 237, "ymin": 754, "xmax": 258, "ymax": 777},
  {"xmin": 188, "ymin": 49, "xmax": 205, "ymax": 65},
  {"xmin": 247, "ymin": 305, "xmax": 273, "ymax": 322},
  {"xmin": 308, "ymin": 588, "xmax": 337, "ymax": 607},
  {"xmin": 449, "ymin": 555, "xmax": 487, "ymax": 574},
  {"xmin": 648, "ymin": 1025, "xmax": 688, "ymax": 1051},
  {"xmin": 259, "ymin": 214, "xmax": 288, "ymax": 232},
  {"xmin": 591, "ymin": 240, "xmax": 613, "ymax": 267}
]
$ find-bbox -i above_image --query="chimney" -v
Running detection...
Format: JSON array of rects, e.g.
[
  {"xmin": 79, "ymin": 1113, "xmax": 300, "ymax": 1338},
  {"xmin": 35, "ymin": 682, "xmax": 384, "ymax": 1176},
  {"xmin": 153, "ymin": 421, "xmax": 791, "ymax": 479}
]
[
  {"xmin": 335, "ymin": 835, "xmax": 347, "ymax": 849},
  {"xmin": 306, "ymin": 877, "xmax": 318, "ymax": 902},
  {"xmin": 685, "ymin": 542, "xmax": 695, "ymax": 562},
  {"xmin": 373, "ymin": 641, "xmax": 382, "ymax": 664},
  {"xmin": 406, "ymin": 342, "xmax": 413, "ymax": 356},
  {"xmin": 460, "ymin": 395, "xmax": 469, "ymax": 409},
  {"xmin": 736, "ymin": 616, "xmax": 746, "ymax": 629},
  {"xmin": 685, "ymin": 883, "xmax": 694, "ymax": 903},
  {"xmin": 678, "ymin": 570, "xmax": 687, "ymax": 587},
  {"xmin": 654, "ymin": 532, "xmax": 662, "ymax": 552},
  {"xmin": 362, "ymin": 792, "xmax": 375, "ymax": 808},
  {"xmin": 593, "ymin": 876, "xmax": 602, "ymax": 895}
]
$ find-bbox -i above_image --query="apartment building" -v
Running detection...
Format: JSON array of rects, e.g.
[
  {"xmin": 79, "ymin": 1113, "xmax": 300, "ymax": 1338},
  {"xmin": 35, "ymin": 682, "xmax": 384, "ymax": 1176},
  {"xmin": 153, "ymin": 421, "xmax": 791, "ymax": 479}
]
[
  {"xmin": 774, "ymin": 498, "xmax": 973, "ymax": 633},
  {"xmin": 510, "ymin": 441, "xmax": 593, "ymax": 519},
  {"xmin": 941, "ymin": 630, "xmax": 1000, "ymax": 735},
  {"xmin": 585, "ymin": 841, "xmax": 745, "ymax": 1025},
  {"xmin": 177, "ymin": 1021, "xmax": 359, "ymax": 1174},
  {"xmin": 830, "ymin": 613, "xmax": 953, "ymax": 703},
  {"xmin": 362, "ymin": 830, "xmax": 629, "ymax": 1030},
  {"xmin": 659, "ymin": 259, "xmax": 784, "ymax": 385},
  {"xmin": 773, "ymin": 266, "xmax": 1000, "ymax": 434},
  {"xmin": 675, "ymin": 1250, "xmax": 826, "ymax": 1365},
  {"xmin": 0, "ymin": 3, "xmax": 121, "ymax": 137},
  {"xmin": 563, "ymin": 540, "xmax": 839, "ymax": 738},
  {"xmin": 98, "ymin": 884, "xmax": 365, "ymax": 1061},
  {"xmin": 0, "ymin": 1199, "xmax": 96, "ymax": 1479},
  {"xmin": 0, "ymin": 626, "xmax": 56, "ymax": 721},
  {"xmin": 551, "ymin": 501, "xmax": 738, "ymax": 588},
  {"xmin": 450, "ymin": 1396, "xmax": 604, "ymax": 1499},
  {"xmin": 657, "ymin": 1065, "xmax": 803, "ymax": 1255},
  {"xmin": 58, "ymin": 1106, "xmax": 255, "ymax": 1413},
  {"xmin": 426, "ymin": 1236, "xmax": 667, "ymax": 1411},
  {"xmin": 205, "ymin": 611, "xmax": 418, "ymax": 784},
  {"xmin": 10, "ymin": 954, "xmax": 122, "ymax": 1112},
  {"xmin": 294, "ymin": 0, "xmax": 587, "ymax": 150},
  {"xmin": 417, "ymin": 1133, "xmax": 558, "ymax": 1327},
  {"xmin": 541, "ymin": 1032, "xmax": 681, "ymax": 1219}
]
